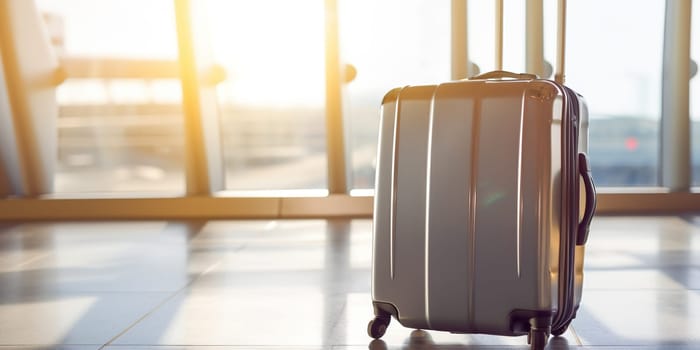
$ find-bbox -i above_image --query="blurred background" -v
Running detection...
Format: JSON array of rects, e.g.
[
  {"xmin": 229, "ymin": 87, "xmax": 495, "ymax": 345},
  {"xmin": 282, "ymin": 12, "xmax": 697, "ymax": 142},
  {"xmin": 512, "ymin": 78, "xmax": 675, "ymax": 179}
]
[{"xmin": 30, "ymin": 0, "xmax": 700, "ymax": 194}]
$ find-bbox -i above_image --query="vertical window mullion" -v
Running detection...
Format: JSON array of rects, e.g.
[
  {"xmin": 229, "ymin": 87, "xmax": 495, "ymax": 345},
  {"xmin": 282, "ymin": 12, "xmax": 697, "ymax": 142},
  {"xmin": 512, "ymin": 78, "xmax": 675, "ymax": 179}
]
[
  {"xmin": 325, "ymin": 0, "xmax": 347, "ymax": 194},
  {"xmin": 660, "ymin": 0, "xmax": 692, "ymax": 192},
  {"xmin": 451, "ymin": 0, "xmax": 469, "ymax": 80},
  {"xmin": 173, "ymin": 0, "xmax": 225, "ymax": 195},
  {"xmin": 0, "ymin": 51, "xmax": 22, "ymax": 197},
  {"xmin": 525, "ymin": 0, "xmax": 545, "ymax": 77},
  {"xmin": 0, "ymin": 0, "xmax": 60, "ymax": 196}
]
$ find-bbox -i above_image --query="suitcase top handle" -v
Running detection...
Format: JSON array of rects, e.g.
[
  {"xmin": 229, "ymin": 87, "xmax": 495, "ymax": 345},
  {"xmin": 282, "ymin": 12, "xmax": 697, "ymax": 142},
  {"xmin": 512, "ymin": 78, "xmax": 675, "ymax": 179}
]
[
  {"xmin": 469, "ymin": 70, "xmax": 538, "ymax": 81},
  {"xmin": 555, "ymin": 0, "xmax": 567, "ymax": 84},
  {"xmin": 492, "ymin": 0, "xmax": 567, "ymax": 84}
]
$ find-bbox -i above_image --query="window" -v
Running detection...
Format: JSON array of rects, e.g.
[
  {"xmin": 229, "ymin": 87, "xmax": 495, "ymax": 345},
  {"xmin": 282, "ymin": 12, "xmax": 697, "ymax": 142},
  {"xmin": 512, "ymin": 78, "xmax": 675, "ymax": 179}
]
[
  {"xmin": 468, "ymin": 0, "xmax": 526, "ymax": 74},
  {"xmin": 36, "ymin": 0, "xmax": 185, "ymax": 193},
  {"xmin": 563, "ymin": 0, "xmax": 664, "ymax": 187},
  {"xmin": 2, "ymin": 0, "xmax": 699, "ymax": 219},
  {"xmin": 203, "ymin": 0, "xmax": 328, "ymax": 192},
  {"xmin": 338, "ymin": 0, "xmax": 450, "ymax": 192}
]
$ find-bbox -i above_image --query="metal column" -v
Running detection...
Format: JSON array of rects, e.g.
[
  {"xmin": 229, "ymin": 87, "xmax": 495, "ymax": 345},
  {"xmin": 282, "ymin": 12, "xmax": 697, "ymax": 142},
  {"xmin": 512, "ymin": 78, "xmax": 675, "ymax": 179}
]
[
  {"xmin": 0, "ymin": 0, "xmax": 60, "ymax": 197},
  {"xmin": 324, "ymin": 0, "xmax": 347, "ymax": 194},
  {"xmin": 660, "ymin": 0, "xmax": 692, "ymax": 191},
  {"xmin": 174, "ymin": 0, "xmax": 225, "ymax": 195},
  {"xmin": 495, "ymin": 0, "xmax": 503, "ymax": 70},
  {"xmin": 451, "ymin": 0, "xmax": 469, "ymax": 80},
  {"xmin": 525, "ymin": 0, "xmax": 545, "ymax": 77}
]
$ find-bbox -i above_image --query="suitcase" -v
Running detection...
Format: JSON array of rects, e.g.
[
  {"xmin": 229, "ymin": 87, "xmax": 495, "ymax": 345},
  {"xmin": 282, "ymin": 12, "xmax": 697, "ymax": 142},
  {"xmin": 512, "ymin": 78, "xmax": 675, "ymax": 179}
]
[{"xmin": 367, "ymin": 2, "xmax": 596, "ymax": 349}]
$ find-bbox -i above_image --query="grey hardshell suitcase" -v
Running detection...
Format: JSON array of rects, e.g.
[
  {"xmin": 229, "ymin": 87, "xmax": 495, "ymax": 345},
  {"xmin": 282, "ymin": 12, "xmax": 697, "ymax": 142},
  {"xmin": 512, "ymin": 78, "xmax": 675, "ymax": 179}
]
[{"xmin": 368, "ymin": 71, "xmax": 597, "ymax": 349}]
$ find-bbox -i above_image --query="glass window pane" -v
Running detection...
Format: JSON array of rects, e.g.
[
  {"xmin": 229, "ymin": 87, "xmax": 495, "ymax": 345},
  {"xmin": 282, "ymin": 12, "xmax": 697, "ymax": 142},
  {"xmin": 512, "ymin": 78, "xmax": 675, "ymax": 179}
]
[
  {"xmin": 36, "ymin": 0, "xmax": 185, "ymax": 193},
  {"xmin": 468, "ymin": 0, "xmax": 526, "ymax": 74},
  {"xmin": 691, "ymin": 2, "xmax": 700, "ymax": 187},
  {"xmin": 339, "ymin": 0, "xmax": 450, "ymax": 192},
  {"xmin": 556, "ymin": 0, "xmax": 663, "ymax": 187},
  {"xmin": 203, "ymin": 0, "xmax": 327, "ymax": 192}
]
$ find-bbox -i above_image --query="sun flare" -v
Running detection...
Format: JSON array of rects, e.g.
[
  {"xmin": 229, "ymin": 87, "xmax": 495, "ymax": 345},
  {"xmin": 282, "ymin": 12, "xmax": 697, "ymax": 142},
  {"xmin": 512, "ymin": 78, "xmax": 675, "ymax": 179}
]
[{"xmin": 197, "ymin": 0, "xmax": 326, "ymax": 107}]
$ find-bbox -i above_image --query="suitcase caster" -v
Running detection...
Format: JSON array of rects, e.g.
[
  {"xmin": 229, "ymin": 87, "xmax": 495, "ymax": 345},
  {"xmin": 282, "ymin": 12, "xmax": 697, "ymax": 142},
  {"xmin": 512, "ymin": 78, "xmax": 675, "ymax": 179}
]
[
  {"xmin": 367, "ymin": 316, "xmax": 390, "ymax": 339},
  {"xmin": 528, "ymin": 329, "xmax": 548, "ymax": 350},
  {"xmin": 528, "ymin": 316, "xmax": 550, "ymax": 350}
]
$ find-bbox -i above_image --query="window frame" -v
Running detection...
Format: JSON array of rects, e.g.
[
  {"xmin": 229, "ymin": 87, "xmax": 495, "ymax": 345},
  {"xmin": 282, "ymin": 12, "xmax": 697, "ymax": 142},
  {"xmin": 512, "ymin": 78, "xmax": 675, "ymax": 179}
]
[{"xmin": 0, "ymin": 0, "xmax": 699, "ymax": 221}]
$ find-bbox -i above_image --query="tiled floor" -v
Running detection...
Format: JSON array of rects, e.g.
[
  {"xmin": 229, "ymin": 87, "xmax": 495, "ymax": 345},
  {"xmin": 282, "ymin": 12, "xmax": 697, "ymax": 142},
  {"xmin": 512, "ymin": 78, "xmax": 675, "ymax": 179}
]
[{"xmin": 0, "ymin": 216, "xmax": 698, "ymax": 349}]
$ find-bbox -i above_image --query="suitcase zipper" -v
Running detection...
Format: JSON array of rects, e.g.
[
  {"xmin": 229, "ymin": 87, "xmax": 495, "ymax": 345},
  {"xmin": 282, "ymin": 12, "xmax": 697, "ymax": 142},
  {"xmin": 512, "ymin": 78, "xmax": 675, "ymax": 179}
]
[{"xmin": 552, "ymin": 85, "xmax": 579, "ymax": 331}]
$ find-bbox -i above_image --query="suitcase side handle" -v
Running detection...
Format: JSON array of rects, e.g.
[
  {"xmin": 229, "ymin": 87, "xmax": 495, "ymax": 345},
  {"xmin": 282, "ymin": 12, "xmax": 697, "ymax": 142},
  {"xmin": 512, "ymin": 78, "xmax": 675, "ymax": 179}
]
[
  {"xmin": 577, "ymin": 152, "xmax": 596, "ymax": 245},
  {"xmin": 469, "ymin": 70, "xmax": 538, "ymax": 80}
]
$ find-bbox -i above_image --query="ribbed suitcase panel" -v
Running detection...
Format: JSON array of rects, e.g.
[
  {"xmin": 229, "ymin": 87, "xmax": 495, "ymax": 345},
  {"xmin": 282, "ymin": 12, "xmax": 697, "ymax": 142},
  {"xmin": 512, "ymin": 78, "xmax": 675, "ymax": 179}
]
[
  {"xmin": 424, "ymin": 82, "xmax": 560, "ymax": 334},
  {"xmin": 371, "ymin": 91, "xmax": 398, "ymax": 303},
  {"xmin": 390, "ymin": 86, "xmax": 434, "ymax": 329},
  {"xmin": 425, "ymin": 83, "xmax": 475, "ymax": 330},
  {"xmin": 470, "ymin": 92, "xmax": 529, "ymax": 331}
]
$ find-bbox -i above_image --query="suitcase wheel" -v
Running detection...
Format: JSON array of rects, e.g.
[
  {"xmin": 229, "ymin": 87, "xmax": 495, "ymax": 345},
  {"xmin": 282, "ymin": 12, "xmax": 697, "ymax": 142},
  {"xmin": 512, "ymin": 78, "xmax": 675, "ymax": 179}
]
[
  {"xmin": 367, "ymin": 316, "xmax": 390, "ymax": 339},
  {"xmin": 529, "ymin": 329, "xmax": 548, "ymax": 350}
]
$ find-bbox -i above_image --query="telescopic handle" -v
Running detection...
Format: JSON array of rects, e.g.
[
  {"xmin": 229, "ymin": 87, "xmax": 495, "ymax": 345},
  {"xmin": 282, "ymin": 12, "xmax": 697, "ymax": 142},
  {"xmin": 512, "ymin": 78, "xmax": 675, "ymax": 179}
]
[
  {"xmin": 555, "ymin": 0, "xmax": 567, "ymax": 84},
  {"xmin": 494, "ymin": 0, "xmax": 567, "ymax": 82}
]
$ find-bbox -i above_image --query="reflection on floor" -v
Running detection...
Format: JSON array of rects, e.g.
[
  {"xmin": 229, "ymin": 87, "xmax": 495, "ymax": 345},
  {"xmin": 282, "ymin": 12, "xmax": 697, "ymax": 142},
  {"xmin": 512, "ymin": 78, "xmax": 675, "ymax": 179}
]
[{"xmin": 0, "ymin": 216, "xmax": 698, "ymax": 349}]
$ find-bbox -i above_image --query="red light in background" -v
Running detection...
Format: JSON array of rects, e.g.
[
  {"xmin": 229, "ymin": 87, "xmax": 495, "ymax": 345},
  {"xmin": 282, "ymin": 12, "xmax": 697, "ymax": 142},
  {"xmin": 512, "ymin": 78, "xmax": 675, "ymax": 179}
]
[{"xmin": 625, "ymin": 137, "xmax": 639, "ymax": 151}]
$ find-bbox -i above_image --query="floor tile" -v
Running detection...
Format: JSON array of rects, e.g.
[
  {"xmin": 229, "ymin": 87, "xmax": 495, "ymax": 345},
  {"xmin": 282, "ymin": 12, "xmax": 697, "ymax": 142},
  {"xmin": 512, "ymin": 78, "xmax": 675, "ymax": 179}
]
[
  {"xmin": 0, "ymin": 224, "xmax": 55, "ymax": 270},
  {"xmin": 104, "ymin": 347, "xmax": 326, "ymax": 350},
  {"xmin": 0, "ymin": 222, "xmax": 226, "ymax": 294},
  {"xmin": 112, "ymin": 289, "xmax": 579, "ymax": 348},
  {"xmin": 0, "ymin": 347, "xmax": 101, "ymax": 350},
  {"xmin": 573, "ymin": 290, "xmax": 700, "ymax": 346},
  {"xmin": 583, "ymin": 267, "xmax": 700, "ymax": 290},
  {"xmin": 110, "ymin": 289, "xmax": 337, "ymax": 346},
  {"xmin": 187, "ymin": 221, "xmax": 370, "ymax": 295},
  {"xmin": 582, "ymin": 217, "xmax": 700, "ymax": 291},
  {"xmin": 0, "ymin": 291, "xmax": 170, "ymax": 346}
]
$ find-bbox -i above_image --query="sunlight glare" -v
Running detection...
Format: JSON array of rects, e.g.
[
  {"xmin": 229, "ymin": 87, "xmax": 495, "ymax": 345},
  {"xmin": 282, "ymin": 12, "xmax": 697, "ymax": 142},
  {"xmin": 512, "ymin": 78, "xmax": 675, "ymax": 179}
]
[{"xmin": 202, "ymin": 0, "xmax": 326, "ymax": 107}]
